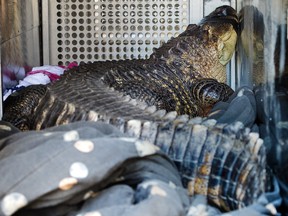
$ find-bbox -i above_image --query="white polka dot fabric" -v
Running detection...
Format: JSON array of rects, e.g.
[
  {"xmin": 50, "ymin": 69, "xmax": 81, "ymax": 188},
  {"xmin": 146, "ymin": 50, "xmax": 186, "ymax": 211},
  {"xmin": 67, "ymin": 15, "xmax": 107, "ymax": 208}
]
[
  {"xmin": 0, "ymin": 121, "xmax": 184, "ymax": 216},
  {"xmin": 0, "ymin": 121, "xmax": 280, "ymax": 215}
]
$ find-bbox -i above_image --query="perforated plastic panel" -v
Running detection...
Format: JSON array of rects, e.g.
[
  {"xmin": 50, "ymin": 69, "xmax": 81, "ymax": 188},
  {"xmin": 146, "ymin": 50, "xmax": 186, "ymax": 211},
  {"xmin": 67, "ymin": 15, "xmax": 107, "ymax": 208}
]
[{"xmin": 45, "ymin": 0, "xmax": 190, "ymax": 65}]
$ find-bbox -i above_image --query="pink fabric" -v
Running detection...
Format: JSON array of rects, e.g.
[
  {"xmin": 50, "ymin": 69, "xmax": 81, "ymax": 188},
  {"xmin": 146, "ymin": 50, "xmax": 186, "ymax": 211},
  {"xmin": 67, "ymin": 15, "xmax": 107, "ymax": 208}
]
[
  {"xmin": 59, "ymin": 61, "xmax": 78, "ymax": 70},
  {"xmin": 27, "ymin": 70, "xmax": 61, "ymax": 81},
  {"xmin": 3, "ymin": 62, "xmax": 79, "ymax": 100},
  {"xmin": 26, "ymin": 62, "xmax": 78, "ymax": 81}
]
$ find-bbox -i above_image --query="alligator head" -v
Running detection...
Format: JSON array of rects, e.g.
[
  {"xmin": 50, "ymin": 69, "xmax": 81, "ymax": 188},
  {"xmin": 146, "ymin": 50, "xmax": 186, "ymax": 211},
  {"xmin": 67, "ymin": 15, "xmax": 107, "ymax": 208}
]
[
  {"xmin": 151, "ymin": 5, "xmax": 239, "ymax": 84},
  {"xmin": 200, "ymin": 5, "xmax": 239, "ymax": 66}
]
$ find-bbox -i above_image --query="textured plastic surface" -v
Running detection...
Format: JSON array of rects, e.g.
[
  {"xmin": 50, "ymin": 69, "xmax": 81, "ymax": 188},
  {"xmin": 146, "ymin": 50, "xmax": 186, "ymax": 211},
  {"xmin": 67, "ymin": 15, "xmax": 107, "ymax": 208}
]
[{"xmin": 47, "ymin": 0, "xmax": 190, "ymax": 65}]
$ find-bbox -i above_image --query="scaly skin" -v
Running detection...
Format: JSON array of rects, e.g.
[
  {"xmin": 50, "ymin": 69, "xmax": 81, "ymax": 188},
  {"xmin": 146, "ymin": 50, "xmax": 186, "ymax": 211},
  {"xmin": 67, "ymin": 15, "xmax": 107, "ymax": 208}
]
[
  {"xmin": 3, "ymin": 5, "xmax": 238, "ymax": 130},
  {"xmin": 1, "ymin": 6, "xmax": 268, "ymax": 212},
  {"xmin": 102, "ymin": 6, "xmax": 238, "ymax": 115}
]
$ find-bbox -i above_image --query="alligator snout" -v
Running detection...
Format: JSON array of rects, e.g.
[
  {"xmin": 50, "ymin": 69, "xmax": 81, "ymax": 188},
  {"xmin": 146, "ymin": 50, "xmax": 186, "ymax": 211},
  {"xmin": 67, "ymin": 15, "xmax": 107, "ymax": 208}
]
[{"xmin": 200, "ymin": 5, "xmax": 239, "ymax": 32}]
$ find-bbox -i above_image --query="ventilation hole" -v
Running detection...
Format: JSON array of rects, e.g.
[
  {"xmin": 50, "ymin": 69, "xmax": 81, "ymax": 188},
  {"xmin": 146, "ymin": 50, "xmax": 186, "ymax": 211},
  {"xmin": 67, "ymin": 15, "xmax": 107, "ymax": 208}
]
[
  {"xmin": 54, "ymin": 0, "xmax": 189, "ymax": 62},
  {"xmin": 80, "ymin": 54, "xmax": 85, "ymax": 60},
  {"xmin": 108, "ymin": 4, "xmax": 113, "ymax": 10},
  {"xmin": 131, "ymin": 40, "xmax": 136, "ymax": 45}
]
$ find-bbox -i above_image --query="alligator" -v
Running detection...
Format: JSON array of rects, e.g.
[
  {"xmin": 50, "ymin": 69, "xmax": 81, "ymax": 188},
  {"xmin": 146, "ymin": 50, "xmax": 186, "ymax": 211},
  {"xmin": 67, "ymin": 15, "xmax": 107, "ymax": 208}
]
[{"xmin": 2, "ymin": 6, "xmax": 268, "ymax": 212}]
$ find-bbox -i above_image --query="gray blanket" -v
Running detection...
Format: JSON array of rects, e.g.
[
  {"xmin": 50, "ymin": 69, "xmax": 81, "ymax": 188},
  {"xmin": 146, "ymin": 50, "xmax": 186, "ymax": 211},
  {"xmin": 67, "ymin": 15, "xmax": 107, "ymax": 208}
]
[{"xmin": 0, "ymin": 120, "xmax": 280, "ymax": 216}]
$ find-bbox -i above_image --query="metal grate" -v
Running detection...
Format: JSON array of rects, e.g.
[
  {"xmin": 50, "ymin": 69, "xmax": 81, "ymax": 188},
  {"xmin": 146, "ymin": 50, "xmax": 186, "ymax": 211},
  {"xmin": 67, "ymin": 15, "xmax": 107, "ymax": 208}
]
[{"xmin": 46, "ymin": 0, "xmax": 190, "ymax": 65}]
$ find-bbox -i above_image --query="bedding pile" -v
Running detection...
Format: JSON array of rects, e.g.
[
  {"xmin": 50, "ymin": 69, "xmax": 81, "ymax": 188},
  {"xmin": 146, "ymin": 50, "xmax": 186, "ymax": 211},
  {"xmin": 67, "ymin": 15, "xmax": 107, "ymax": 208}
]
[
  {"xmin": 0, "ymin": 120, "xmax": 281, "ymax": 216},
  {"xmin": 3, "ymin": 63, "xmax": 78, "ymax": 101}
]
